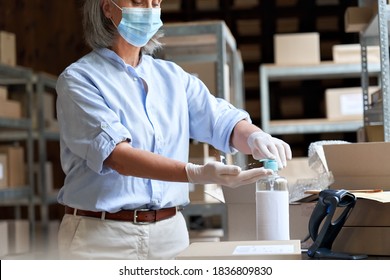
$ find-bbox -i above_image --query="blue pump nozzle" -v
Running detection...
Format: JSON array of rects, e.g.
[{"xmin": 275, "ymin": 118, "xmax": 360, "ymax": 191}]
[{"xmin": 260, "ymin": 159, "xmax": 278, "ymax": 171}]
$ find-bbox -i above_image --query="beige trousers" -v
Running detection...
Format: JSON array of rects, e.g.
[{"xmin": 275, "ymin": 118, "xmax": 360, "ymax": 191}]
[{"xmin": 57, "ymin": 212, "xmax": 189, "ymax": 260}]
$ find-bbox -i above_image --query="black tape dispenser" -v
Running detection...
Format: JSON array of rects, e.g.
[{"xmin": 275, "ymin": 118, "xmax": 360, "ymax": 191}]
[{"xmin": 307, "ymin": 189, "xmax": 367, "ymax": 259}]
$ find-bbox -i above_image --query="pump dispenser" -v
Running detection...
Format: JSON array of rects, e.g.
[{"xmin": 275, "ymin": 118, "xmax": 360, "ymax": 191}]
[{"xmin": 256, "ymin": 159, "xmax": 290, "ymax": 240}]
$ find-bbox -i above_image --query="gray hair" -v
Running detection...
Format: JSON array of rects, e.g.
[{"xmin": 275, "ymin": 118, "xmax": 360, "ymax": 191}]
[{"xmin": 82, "ymin": 0, "xmax": 163, "ymax": 55}]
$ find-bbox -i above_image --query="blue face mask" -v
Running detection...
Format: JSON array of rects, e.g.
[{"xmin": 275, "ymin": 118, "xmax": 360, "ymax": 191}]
[{"xmin": 111, "ymin": 0, "xmax": 163, "ymax": 47}]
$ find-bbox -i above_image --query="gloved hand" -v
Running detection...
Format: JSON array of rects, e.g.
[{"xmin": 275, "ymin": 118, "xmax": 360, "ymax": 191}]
[
  {"xmin": 247, "ymin": 131, "xmax": 292, "ymax": 169},
  {"xmin": 185, "ymin": 161, "xmax": 273, "ymax": 188}
]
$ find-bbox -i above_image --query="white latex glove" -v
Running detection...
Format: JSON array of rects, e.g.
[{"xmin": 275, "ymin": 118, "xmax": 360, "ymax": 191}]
[
  {"xmin": 185, "ymin": 161, "xmax": 273, "ymax": 188},
  {"xmin": 247, "ymin": 131, "xmax": 292, "ymax": 168}
]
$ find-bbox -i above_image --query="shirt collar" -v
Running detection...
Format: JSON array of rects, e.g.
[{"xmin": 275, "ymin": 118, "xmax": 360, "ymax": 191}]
[{"xmin": 94, "ymin": 48, "xmax": 144, "ymax": 70}]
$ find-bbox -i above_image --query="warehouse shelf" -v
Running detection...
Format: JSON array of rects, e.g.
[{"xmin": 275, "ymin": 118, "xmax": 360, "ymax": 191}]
[
  {"xmin": 158, "ymin": 20, "xmax": 244, "ymax": 108},
  {"xmin": 0, "ymin": 119, "xmax": 31, "ymax": 130},
  {"xmin": 259, "ymin": 62, "xmax": 381, "ymax": 135},
  {"xmin": 35, "ymin": 71, "xmax": 61, "ymax": 250},
  {"xmin": 360, "ymin": 3, "xmax": 390, "ymax": 45},
  {"xmin": 155, "ymin": 20, "xmax": 245, "ymax": 239},
  {"xmin": 157, "ymin": 20, "xmax": 246, "ymax": 162},
  {"xmin": 360, "ymin": 0, "xmax": 390, "ymax": 141},
  {"xmin": 0, "ymin": 187, "xmax": 32, "ymax": 203},
  {"xmin": 266, "ymin": 119, "xmax": 364, "ymax": 135},
  {"xmin": 0, "ymin": 63, "xmax": 36, "ymax": 250}
]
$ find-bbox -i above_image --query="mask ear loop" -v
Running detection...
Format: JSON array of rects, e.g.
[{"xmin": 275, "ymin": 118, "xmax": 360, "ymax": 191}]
[
  {"xmin": 108, "ymin": 0, "xmax": 121, "ymax": 29},
  {"xmin": 110, "ymin": 18, "xmax": 118, "ymax": 28},
  {"xmin": 110, "ymin": 0, "xmax": 123, "ymax": 11}
]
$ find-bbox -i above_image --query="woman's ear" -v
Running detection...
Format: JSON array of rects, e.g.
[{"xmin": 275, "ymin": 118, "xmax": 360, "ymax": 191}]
[{"xmin": 101, "ymin": 0, "xmax": 113, "ymax": 18}]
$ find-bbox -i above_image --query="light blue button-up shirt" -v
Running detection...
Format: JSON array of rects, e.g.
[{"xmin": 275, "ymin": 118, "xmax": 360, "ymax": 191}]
[{"xmin": 56, "ymin": 48, "xmax": 250, "ymax": 212}]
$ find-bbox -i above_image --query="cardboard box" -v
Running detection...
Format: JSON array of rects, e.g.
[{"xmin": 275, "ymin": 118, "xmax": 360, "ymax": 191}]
[
  {"xmin": 325, "ymin": 87, "xmax": 379, "ymax": 121},
  {"xmin": 225, "ymin": 201, "xmax": 315, "ymax": 243},
  {"xmin": 0, "ymin": 99, "xmax": 22, "ymax": 119},
  {"xmin": 233, "ymin": 0, "xmax": 258, "ymax": 9},
  {"xmin": 236, "ymin": 19, "xmax": 261, "ymax": 36},
  {"xmin": 33, "ymin": 161, "xmax": 54, "ymax": 195},
  {"xmin": 278, "ymin": 157, "xmax": 318, "ymax": 188},
  {"xmin": 0, "ymin": 146, "xmax": 25, "ymax": 187},
  {"xmin": 274, "ymin": 32, "xmax": 320, "ymax": 65},
  {"xmin": 240, "ymin": 44, "xmax": 261, "ymax": 62},
  {"xmin": 189, "ymin": 229, "xmax": 224, "ymax": 243},
  {"xmin": 340, "ymin": 197, "xmax": 390, "ymax": 227},
  {"xmin": 333, "ymin": 227, "xmax": 390, "ymax": 256},
  {"xmin": 176, "ymin": 240, "xmax": 302, "ymax": 260},
  {"xmin": 326, "ymin": 87, "xmax": 361, "ymax": 120},
  {"xmin": 161, "ymin": 0, "xmax": 180, "ymax": 11},
  {"xmin": 0, "ymin": 31, "xmax": 16, "ymax": 66},
  {"xmin": 189, "ymin": 142, "xmax": 209, "ymax": 158},
  {"xmin": 276, "ymin": 18, "xmax": 300, "ymax": 33},
  {"xmin": 0, "ymin": 154, "xmax": 8, "ymax": 188},
  {"xmin": 34, "ymin": 220, "xmax": 60, "ymax": 255},
  {"xmin": 0, "ymin": 221, "xmax": 9, "ymax": 258},
  {"xmin": 178, "ymin": 61, "xmax": 230, "ymax": 101},
  {"xmin": 0, "ymin": 86, "xmax": 7, "ymax": 100},
  {"xmin": 7, "ymin": 220, "xmax": 30, "ymax": 255},
  {"xmin": 323, "ymin": 142, "xmax": 390, "ymax": 190},
  {"xmin": 344, "ymin": 7, "xmax": 373, "ymax": 33},
  {"xmin": 332, "ymin": 44, "xmax": 380, "ymax": 64},
  {"xmin": 43, "ymin": 92, "xmax": 57, "ymax": 127},
  {"xmin": 289, "ymin": 202, "xmax": 316, "ymax": 244},
  {"xmin": 332, "ymin": 194, "xmax": 390, "ymax": 256},
  {"xmin": 196, "ymin": 0, "xmax": 219, "ymax": 11},
  {"xmin": 225, "ymin": 201, "xmax": 256, "ymax": 241},
  {"xmin": 189, "ymin": 156, "xmax": 217, "ymax": 202},
  {"xmin": 365, "ymin": 125, "xmax": 384, "ymax": 142}
]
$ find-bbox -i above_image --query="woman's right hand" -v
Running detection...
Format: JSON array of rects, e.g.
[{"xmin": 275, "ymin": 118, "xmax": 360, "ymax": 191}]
[{"xmin": 185, "ymin": 161, "xmax": 273, "ymax": 188}]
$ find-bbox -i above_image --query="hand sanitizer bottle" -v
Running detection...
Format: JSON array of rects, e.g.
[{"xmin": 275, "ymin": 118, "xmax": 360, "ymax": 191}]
[{"xmin": 256, "ymin": 159, "xmax": 290, "ymax": 240}]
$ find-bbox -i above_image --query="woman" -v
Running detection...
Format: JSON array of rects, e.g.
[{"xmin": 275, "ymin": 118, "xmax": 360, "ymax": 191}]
[{"xmin": 55, "ymin": 0, "xmax": 292, "ymax": 260}]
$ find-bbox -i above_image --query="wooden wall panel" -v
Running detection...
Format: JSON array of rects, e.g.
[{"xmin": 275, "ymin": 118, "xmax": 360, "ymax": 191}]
[{"xmin": 0, "ymin": 0, "xmax": 89, "ymax": 76}]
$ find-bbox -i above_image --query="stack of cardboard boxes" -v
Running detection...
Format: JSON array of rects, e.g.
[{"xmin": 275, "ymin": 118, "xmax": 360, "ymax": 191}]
[
  {"xmin": 0, "ymin": 145, "xmax": 25, "ymax": 190},
  {"xmin": 0, "ymin": 31, "xmax": 22, "ymax": 119},
  {"xmin": 180, "ymin": 141, "xmax": 390, "ymax": 259},
  {"xmin": 0, "ymin": 31, "xmax": 16, "ymax": 66},
  {"xmin": 0, "ymin": 220, "xmax": 30, "ymax": 258},
  {"xmin": 323, "ymin": 142, "xmax": 390, "ymax": 256},
  {"xmin": 0, "ymin": 86, "xmax": 22, "ymax": 120},
  {"xmin": 188, "ymin": 141, "xmax": 219, "ymax": 202},
  {"xmin": 0, "ymin": 30, "xmax": 30, "ymax": 258},
  {"xmin": 0, "ymin": 144, "xmax": 29, "ymax": 258}
]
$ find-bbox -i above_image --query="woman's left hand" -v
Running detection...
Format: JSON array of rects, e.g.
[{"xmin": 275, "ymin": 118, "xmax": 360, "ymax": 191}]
[{"xmin": 247, "ymin": 131, "xmax": 292, "ymax": 169}]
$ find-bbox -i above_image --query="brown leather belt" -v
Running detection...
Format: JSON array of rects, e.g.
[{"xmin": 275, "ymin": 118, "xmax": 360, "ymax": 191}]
[{"xmin": 65, "ymin": 206, "xmax": 180, "ymax": 224}]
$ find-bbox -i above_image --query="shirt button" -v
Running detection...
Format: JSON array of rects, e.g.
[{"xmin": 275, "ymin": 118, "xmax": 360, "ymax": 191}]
[{"xmin": 133, "ymin": 77, "xmax": 137, "ymax": 81}]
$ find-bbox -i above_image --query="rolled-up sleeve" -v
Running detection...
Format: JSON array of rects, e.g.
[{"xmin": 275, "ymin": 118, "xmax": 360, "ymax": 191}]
[
  {"xmin": 86, "ymin": 122, "xmax": 131, "ymax": 174},
  {"xmin": 56, "ymin": 69, "xmax": 132, "ymax": 175},
  {"xmin": 185, "ymin": 73, "xmax": 251, "ymax": 154}
]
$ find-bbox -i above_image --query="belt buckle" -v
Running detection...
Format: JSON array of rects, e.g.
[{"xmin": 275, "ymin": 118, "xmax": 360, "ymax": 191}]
[{"xmin": 133, "ymin": 208, "xmax": 151, "ymax": 225}]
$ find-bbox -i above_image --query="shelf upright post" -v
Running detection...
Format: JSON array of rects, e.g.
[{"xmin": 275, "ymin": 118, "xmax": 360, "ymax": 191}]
[
  {"xmin": 259, "ymin": 65, "xmax": 270, "ymax": 133},
  {"xmin": 360, "ymin": 36, "xmax": 371, "ymax": 127},
  {"xmin": 35, "ymin": 72, "xmax": 60, "ymax": 252},
  {"xmin": 0, "ymin": 64, "xmax": 36, "ymax": 252},
  {"xmin": 377, "ymin": 0, "xmax": 390, "ymax": 141}
]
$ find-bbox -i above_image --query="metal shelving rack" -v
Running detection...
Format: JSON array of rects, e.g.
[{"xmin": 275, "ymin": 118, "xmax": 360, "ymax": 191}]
[
  {"xmin": 155, "ymin": 21, "xmax": 246, "ymax": 240},
  {"xmin": 157, "ymin": 20, "xmax": 246, "ymax": 166},
  {"xmin": 0, "ymin": 63, "xmax": 36, "ymax": 249},
  {"xmin": 259, "ymin": 62, "xmax": 381, "ymax": 135},
  {"xmin": 35, "ymin": 72, "xmax": 60, "ymax": 248},
  {"xmin": 360, "ymin": 0, "xmax": 390, "ymax": 141}
]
